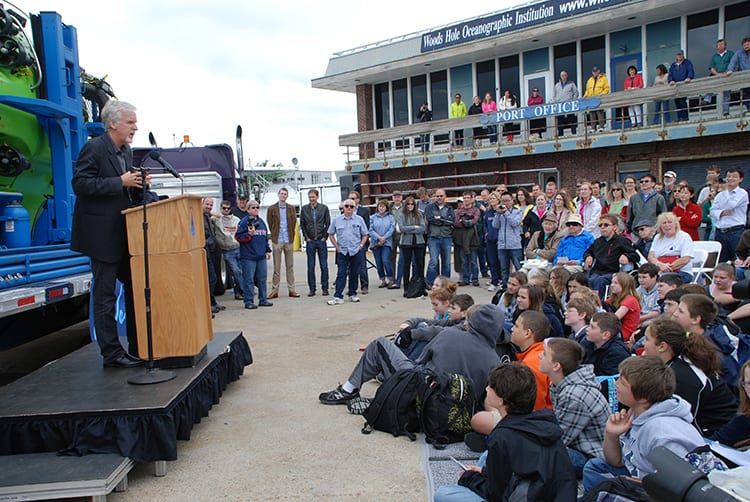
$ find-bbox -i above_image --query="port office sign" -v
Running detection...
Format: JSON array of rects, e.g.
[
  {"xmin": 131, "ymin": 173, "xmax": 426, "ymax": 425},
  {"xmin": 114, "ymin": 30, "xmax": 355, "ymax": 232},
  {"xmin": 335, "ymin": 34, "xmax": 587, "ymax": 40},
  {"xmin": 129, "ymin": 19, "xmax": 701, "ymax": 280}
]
[{"xmin": 421, "ymin": 0, "xmax": 632, "ymax": 53}]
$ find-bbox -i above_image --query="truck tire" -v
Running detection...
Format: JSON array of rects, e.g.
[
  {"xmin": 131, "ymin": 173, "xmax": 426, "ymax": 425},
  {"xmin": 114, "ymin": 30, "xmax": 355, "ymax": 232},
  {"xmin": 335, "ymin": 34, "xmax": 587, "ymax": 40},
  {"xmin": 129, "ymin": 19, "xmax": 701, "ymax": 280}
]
[{"xmin": 213, "ymin": 248, "xmax": 226, "ymax": 296}]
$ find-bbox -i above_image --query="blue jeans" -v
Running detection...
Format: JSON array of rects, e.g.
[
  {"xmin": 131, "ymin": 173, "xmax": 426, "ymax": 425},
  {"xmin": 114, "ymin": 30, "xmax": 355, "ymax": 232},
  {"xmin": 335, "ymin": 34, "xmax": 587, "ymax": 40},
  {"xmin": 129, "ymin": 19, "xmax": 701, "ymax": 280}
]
[
  {"xmin": 567, "ymin": 447, "xmax": 591, "ymax": 479},
  {"xmin": 674, "ymin": 97, "xmax": 689, "ymax": 121},
  {"xmin": 335, "ymin": 250, "xmax": 363, "ymax": 298},
  {"xmin": 461, "ymin": 249, "xmax": 478, "ymax": 283},
  {"xmin": 477, "ymin": 241, "xmax": 488, "ymax": 275},
  {"xmin": 434, "ymin": 451, "xmax": 487, "ymax": 502},
  {"xmin": 486, "ymin": 124, "xmax": 497, "ymax": 143},
  {"xmin": 305, "ymin": 239, "xmax": 329, "ymax": 292},
  {"xmin": 582, "ymin": 457, "xmax": 631, "ymax": 493},
  {"xmin": 241, "ymin": 258, "xmax": 268, "ymax": 306},
  {"xmin": 427, "ymin": 237, "xmax": 452, "ymax": 285},
  {"xmin": 372, "ymin": 245, "xmax": 393, "ymax": 279},
  {"xmin": 653, "ymin": 100, "xmax": 670, "ymax": 125},
  {"xmin": 486, "ymin": 239, "xmax": 500, "ymax": 286},
  {"xmin": 498, "ymin": 248, "xmax": 522, "ymax": 289},
  {"xmin": 223, "ymin": 248, "xmax": 244, "ymax": 295},
  {"xmin": 358, "ymin": 250, "xmax": 369, "ymax": 290},
  {"xmin": 716, "ymin": 227, "xmax": 743, "ymax": 263},
  {"xmin": 588, "ymin": 272, "xmax": 612, "ymax": 299}
]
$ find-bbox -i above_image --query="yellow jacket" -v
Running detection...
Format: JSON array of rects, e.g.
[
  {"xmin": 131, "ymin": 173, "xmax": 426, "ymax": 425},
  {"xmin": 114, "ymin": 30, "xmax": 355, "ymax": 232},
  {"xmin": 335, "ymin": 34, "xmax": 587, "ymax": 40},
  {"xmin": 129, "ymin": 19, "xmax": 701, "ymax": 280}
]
[
  {"xmin": 584, "ymin": 74, "xmax": 610, "ymax": 97},
  {"xmin": 450, "ymin": 101, "xmax": 467, "ymax": 118}
]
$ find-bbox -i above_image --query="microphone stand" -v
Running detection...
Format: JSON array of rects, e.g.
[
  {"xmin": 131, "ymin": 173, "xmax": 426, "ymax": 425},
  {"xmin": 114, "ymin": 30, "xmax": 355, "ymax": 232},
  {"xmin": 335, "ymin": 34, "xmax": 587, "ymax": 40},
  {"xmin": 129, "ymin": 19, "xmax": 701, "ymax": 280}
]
[{"xmin": 129, "ymin": 168, "xmax": 177, "ymax": 385}]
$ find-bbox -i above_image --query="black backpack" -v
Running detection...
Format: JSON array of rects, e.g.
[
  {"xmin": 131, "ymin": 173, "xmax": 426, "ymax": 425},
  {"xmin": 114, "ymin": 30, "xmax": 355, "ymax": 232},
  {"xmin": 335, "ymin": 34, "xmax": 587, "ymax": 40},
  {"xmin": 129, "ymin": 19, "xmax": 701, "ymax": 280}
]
[
  {"xmin": 361, "ymin": 368, "xmax": 422, "ymax": 440},
  {"xmin": 404, "ymin": 277, "xmax": 427, "ymax": 298},
  {"xmin": 416, "ymin": 371, "xmax": 476, "ymax": 447}
]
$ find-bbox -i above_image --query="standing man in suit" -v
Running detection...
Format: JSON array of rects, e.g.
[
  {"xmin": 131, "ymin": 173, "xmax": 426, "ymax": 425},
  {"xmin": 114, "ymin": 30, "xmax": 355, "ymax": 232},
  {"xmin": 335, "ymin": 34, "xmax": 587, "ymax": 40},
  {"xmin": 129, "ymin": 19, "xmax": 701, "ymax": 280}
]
[{"xmin": 71, "ymin": 100, "xmax": 144, "ymax": 368}]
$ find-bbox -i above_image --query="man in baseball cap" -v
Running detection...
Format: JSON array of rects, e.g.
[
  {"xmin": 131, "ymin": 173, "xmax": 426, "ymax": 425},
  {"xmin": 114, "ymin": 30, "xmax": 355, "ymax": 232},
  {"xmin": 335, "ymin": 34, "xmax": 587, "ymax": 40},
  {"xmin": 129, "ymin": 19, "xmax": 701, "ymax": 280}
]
[{"xmin": 661, "ymin": 170, "xmax": 678, "ymax": 209}]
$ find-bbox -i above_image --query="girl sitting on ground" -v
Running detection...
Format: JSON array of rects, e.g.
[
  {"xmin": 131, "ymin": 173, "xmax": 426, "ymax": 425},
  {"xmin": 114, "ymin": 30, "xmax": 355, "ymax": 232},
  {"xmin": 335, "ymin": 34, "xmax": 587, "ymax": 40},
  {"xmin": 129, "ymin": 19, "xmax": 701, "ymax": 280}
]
[
  {"xmin": 606, "ymin": 272, "xmax": 641, "ymax": 344},
  {"xmin": 642, "ymin": 317, "xmax": 737, "ymax": 437},
  {"xmin": 709, "ymin": 360, "xmax": 750, "ymax": 448}
]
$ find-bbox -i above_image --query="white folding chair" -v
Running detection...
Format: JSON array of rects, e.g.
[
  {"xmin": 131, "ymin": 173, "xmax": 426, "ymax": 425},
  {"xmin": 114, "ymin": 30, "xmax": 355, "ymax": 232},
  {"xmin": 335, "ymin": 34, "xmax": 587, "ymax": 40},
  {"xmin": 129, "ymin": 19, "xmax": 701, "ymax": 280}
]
[
  {"xmin": 693, "ymin": 241, "xmax": 723, "ymax": 283},
  {"xmin": 691, "ymin": 249, "xmax": 708, "ymax": 284}
]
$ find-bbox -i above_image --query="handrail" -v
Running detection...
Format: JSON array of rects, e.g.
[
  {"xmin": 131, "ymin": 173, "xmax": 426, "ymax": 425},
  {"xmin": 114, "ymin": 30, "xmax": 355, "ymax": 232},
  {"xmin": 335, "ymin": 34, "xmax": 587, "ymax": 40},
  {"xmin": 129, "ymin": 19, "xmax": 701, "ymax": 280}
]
[{"xmin": 339, "ymin": 71, "xmax": 750, "ymax": 147}]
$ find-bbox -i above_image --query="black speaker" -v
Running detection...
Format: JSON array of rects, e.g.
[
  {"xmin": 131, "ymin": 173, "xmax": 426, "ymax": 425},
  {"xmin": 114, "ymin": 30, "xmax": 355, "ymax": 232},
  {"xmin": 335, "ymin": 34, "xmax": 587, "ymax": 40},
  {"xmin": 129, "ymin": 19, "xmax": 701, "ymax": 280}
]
[{"xmin": 339, "ymin": 174, "xmax": 361, "ymax": 201}]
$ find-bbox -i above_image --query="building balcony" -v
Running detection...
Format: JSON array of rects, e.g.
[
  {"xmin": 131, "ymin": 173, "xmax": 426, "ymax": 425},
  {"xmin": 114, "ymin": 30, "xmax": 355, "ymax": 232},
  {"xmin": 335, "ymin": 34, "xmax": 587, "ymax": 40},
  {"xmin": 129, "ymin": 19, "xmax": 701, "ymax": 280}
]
[{"xmin": 339, "ymin": 72, "xmax": 750, "ymax": 173}]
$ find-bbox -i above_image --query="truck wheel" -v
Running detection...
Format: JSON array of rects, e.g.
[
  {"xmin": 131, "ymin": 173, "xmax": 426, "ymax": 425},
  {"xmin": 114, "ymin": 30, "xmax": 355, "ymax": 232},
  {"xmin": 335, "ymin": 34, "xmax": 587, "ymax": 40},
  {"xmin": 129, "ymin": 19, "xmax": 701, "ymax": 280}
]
[{"xmin": 213, "ymin": 249, "xmax": 226, "ymax": 296}]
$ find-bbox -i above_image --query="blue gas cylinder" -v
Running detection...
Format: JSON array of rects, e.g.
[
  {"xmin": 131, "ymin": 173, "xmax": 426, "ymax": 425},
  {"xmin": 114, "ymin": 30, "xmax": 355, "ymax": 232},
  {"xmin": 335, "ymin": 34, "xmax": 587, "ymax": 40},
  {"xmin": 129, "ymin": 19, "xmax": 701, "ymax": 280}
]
[{"xmin": 0, "ymin": 201, "xmax": 31, "ymax": 248}]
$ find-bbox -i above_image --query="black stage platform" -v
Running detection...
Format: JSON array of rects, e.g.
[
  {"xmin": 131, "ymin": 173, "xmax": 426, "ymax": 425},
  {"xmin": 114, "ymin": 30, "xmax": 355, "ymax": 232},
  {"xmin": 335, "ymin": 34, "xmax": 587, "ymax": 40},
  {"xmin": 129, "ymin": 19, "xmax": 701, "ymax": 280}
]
[{"xmin": 0, "ymin": 331, "xmax": 252, "ymax": 463}]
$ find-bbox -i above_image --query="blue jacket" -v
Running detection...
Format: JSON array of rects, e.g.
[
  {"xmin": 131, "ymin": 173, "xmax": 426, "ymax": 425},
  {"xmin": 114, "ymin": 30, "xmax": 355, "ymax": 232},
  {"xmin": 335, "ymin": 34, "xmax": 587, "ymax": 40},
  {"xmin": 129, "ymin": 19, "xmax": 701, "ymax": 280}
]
[
  {"xmin": 235, "ymin": 216, "xmax": 271, "ymax": 260},
  {"xmin": 492, "ymin": 207, "xmax": 522, "ymax": 250},
  {"xmin": 668, "ymin": 59, "xmax": 695, "ymax": 83},
  {"xmin": 369, "ymin": 212, "xmax": 395, "ymax": 249},
  {"xmin": 553, "ymin": 231, "xmax": 595, "ymax": 265},
  {"xmin": 728, "ymin": 48, "xmax": 750, "ymax": 72}
]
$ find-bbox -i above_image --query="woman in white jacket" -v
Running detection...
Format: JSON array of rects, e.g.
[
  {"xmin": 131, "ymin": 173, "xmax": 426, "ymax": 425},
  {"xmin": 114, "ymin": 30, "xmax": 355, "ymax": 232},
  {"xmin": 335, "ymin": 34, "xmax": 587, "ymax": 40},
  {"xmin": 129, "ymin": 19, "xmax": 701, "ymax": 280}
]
[{"xmin": 576, "ymin": 181, "xmax": 602, "ymax": 238}]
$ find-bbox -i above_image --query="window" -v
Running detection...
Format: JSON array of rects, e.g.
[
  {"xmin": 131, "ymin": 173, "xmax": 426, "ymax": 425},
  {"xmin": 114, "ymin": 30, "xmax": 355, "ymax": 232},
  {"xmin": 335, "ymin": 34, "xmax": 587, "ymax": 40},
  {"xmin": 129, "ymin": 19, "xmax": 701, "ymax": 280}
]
[
  {"xmin": 687, "ymin": 10, "xmax": 719, "ymax": 77},
  {"xmin": 646, "ymin": 18, "xmax": 680, "ymax": 76},
  {"xmin": 476, "ymin": 60, "xmax": 497, "ymax": 101},
  {"xmin": 450, "ymin": 64, "xmax": 473, "ymax": 105},
  {"xmin": 374, "ymin": 82, "xmax": 390, "ymax": 129},
  {"xmin": 581, "ymin": 36, "xmax": 605, "ymax": 77},
  {"xmin": 411, "ymin": 74, "xmax": 427, "ymax": 122},
  {"xmin": 430, "ymin": 70, "xmax": 448, "ymax": 120},
  {"xmin": 498, "ymin": 55, "xmax": 520, "ymax": 101},
  {"xmin": 554, "ymin": 43, "xmax": 577, "ymax": 84},
  {"xmin": 725, "ymin": 1, "xmax": 750, "ymax": 51},
  {"xmin": 392, "ymin": 79, "xmax": 408, "ymax": 126},
  {"xmin": 523, "ymin": 48, "xmax": 549, "ymax": 74}
]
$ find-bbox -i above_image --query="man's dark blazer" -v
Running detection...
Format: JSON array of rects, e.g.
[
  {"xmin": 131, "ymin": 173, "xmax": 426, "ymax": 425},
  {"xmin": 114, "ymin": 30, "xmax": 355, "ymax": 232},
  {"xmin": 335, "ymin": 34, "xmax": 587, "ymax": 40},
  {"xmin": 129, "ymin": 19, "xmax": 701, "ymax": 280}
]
[{"xmin": 71, "ymin": 133, "xmax": 133, "ymax": 263}]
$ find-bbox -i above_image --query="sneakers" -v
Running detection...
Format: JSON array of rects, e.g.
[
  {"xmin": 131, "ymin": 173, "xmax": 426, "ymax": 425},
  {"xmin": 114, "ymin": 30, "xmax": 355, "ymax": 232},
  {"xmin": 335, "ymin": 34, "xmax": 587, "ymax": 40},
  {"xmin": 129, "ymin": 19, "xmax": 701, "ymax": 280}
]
[
  {"xmin": 327, "ymin": 297, "xmax": 345, "ymax": 305},
  {"xmin": 322, "ymin": 289, "xmax": 330, "ymax": 296},
  {"xmin": 349, "ymin": 295, "xmax": 361, "ymax": 303},
  {"xmin": 347, "ymin": 396, "xmax": 372, "ymax": 415},
  {"xmin": 487, "ymin": 284, "xmax": 497, "ymax": 292},
  {"xmin": 472, "ymin": 281, "xmax": 480, "ymax": 287},
  {"xmin": 388, "ymin": 283, "xmax": 401, "ymax": 290},
  {"xmin": 319, "ymin": 385, "xmax": 359, "ymax": 405},
  {"xmin": 361, "ymin": 287, "xmax": 369, "ymax": 295}
]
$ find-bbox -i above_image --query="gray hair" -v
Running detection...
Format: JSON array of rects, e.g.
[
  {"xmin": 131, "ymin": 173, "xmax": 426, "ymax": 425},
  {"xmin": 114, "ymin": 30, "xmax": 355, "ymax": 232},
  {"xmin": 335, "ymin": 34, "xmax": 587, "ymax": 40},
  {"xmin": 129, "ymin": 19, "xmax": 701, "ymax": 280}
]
[{"xmin": 101, "ymin": 100, "xmax": 136, "ymax": 131}]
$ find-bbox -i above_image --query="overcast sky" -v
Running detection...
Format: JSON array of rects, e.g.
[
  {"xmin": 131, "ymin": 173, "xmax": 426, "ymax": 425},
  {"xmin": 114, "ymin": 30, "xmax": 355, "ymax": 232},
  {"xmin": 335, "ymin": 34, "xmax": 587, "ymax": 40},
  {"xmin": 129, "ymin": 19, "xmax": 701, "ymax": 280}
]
[{"xmin": 19, "ymin": 1, "xmax": 519, "ymax": 172}]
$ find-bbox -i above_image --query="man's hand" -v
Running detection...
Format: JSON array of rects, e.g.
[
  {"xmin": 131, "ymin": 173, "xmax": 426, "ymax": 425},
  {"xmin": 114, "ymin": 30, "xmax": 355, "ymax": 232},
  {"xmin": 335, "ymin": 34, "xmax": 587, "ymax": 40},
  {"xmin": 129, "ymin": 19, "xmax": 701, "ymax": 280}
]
[
  {"xmin": 618, "ymin": 255, "xmax": 630, "ymax": 265},
  {"xmin": 121, "ymin": 170, "xmax": 147, "ymax": 188},
  {"xmin": 266, "ymin": 252, "xmax": 271, "ymax": 261},
  {"xmin": 583, "ymin": 256, "xmax": 593, "ymax": 270}
]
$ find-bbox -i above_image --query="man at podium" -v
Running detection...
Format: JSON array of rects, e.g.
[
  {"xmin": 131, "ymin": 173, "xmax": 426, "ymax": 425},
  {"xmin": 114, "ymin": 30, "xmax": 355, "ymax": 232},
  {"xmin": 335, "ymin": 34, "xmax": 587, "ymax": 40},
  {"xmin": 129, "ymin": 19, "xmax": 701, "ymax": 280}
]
[{"xmin": 71, "ymin": 100, "xmax": 145, "ymax": 369}]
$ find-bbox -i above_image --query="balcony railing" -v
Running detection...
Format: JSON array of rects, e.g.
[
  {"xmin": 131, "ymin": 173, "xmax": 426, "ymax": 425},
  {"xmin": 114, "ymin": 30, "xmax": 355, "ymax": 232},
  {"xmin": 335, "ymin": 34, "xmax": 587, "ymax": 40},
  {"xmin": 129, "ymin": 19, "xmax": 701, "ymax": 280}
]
[{"xmin": 340, "ymin": 71, "xmax": 750, "ymax": 168}]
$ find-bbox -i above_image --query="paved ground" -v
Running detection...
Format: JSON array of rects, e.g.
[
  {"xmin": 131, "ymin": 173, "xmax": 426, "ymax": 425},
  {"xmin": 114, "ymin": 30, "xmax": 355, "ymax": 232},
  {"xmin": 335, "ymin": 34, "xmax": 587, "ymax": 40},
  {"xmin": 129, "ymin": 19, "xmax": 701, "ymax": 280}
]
[{"xmin": 108, "ymin": 251, "xmax": 495, "ymax": 501}]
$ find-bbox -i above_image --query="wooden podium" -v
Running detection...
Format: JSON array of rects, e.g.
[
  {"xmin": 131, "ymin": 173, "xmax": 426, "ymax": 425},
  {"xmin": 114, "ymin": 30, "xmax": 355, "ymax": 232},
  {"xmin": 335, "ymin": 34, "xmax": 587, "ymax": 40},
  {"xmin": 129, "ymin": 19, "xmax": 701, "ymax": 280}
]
[{"xmin": 123, "ymin": 194, "xmax": 213, "ymax": 366}]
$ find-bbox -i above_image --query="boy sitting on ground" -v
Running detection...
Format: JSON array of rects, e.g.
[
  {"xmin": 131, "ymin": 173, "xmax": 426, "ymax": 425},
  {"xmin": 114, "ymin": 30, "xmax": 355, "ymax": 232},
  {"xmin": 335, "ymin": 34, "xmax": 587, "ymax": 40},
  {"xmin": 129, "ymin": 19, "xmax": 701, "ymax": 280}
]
[
  {"xmin": 656, "ymin": 273, "xmax": 683, "ymax": 313},
  {"xmin": 540, "ymin": 338, "xmax": 609, "ymax": 478},
  {"xmin": 435, "ymin": 363, "xmax": 576, "ymax": 502},
  {"xmin": 563, "ymin": 297, "xmax": 596, "ymax": 344},
  {"xmin": 394, "ymin": 293, "xmax": 474, "ymax": 360},
  {"xmin": 470, "ymin": 311, "xmax": 552, "ymax": 437},
  {"xmin": 319, "ymin": 304, "xmax": 502, "ymax": 407},
  {"xmin": 582, "ymin": 356, "xmax": 705, "ymax": 494},
  {"xmin": 582, "ymin": 312, "xmax": 631, "ymax": 376}
]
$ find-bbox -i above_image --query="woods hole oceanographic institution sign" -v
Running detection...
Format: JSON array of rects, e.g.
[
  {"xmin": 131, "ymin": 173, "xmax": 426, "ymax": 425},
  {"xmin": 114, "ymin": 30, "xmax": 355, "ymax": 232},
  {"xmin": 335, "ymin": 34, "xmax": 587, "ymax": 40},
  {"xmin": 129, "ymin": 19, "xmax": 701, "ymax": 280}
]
[{"xmin": 420, "ymin": 0, "xmax": 632, "ymax": 53}]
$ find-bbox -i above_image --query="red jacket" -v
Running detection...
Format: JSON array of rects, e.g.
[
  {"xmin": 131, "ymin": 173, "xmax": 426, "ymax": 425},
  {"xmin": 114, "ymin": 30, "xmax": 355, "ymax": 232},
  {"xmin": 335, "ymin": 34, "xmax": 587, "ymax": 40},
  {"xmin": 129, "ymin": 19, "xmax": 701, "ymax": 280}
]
[
  {"xmin": 624, "ymin": 74, "xmax": 644, "ymax": 90},
  {"xmin": 673, "ymin": 203, "xmax": 702, "ymax": 240}
]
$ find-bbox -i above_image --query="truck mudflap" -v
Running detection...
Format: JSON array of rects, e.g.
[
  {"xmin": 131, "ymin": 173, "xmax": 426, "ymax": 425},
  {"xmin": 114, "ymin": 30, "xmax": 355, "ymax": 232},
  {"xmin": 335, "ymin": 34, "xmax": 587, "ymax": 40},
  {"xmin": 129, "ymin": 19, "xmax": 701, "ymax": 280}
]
[{"xmin": 0, "ymin": 272, "xmax": 91, "ymax": 318}]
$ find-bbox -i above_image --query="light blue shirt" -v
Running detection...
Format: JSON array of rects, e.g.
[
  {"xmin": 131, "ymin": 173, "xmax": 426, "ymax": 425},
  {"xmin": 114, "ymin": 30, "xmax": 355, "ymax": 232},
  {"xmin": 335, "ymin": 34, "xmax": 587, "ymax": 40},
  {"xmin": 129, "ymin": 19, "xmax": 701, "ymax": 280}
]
[
  {"xmin": 728, "ymin": 49, "xmax": 750, "ymax": 72},
  {"xmin": 278, "ymin": 204, "xmax": 289, "ymax": 243},
  {"xmin": 328, "ymin": 213, "xmax": 367, "ymax": 256}
]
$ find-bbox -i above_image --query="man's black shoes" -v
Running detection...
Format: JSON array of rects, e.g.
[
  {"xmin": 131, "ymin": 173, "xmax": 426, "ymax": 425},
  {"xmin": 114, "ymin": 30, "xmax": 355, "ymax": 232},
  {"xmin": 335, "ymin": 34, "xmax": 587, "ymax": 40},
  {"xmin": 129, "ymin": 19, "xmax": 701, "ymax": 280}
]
[{"xmin": 104, "ymin": 355, "xmax": 145, "ymax": 369}]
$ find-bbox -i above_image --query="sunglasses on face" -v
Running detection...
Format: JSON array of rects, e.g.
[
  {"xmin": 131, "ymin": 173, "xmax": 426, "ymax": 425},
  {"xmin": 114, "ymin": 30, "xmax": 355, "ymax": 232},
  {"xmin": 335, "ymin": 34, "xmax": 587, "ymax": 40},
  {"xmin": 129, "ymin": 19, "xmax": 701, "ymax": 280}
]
[
  {"xmin": 344, "ymin": 204, "xmax": 355, "ymax": 208},
  {"xmin": 598, "ymin": 223, "xmax": 611, "ymax": 227}
]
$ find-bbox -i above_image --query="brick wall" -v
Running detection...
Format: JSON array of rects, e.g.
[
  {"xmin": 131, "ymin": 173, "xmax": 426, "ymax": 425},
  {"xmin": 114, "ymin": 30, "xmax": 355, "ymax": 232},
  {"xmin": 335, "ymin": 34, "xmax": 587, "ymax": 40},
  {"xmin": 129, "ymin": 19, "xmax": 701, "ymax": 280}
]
[{"xmin": 355, "ymin": 84, "xmax": 374, "ymax": 159}]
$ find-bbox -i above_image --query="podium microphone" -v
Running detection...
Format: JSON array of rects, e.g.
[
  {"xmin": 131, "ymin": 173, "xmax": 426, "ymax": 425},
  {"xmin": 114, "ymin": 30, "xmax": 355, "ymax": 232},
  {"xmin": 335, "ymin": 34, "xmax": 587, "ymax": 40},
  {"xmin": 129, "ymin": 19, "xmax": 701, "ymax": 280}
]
[{"xmin": 148, "ymin": 149, "xmax": 182, "ymax": 179}]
